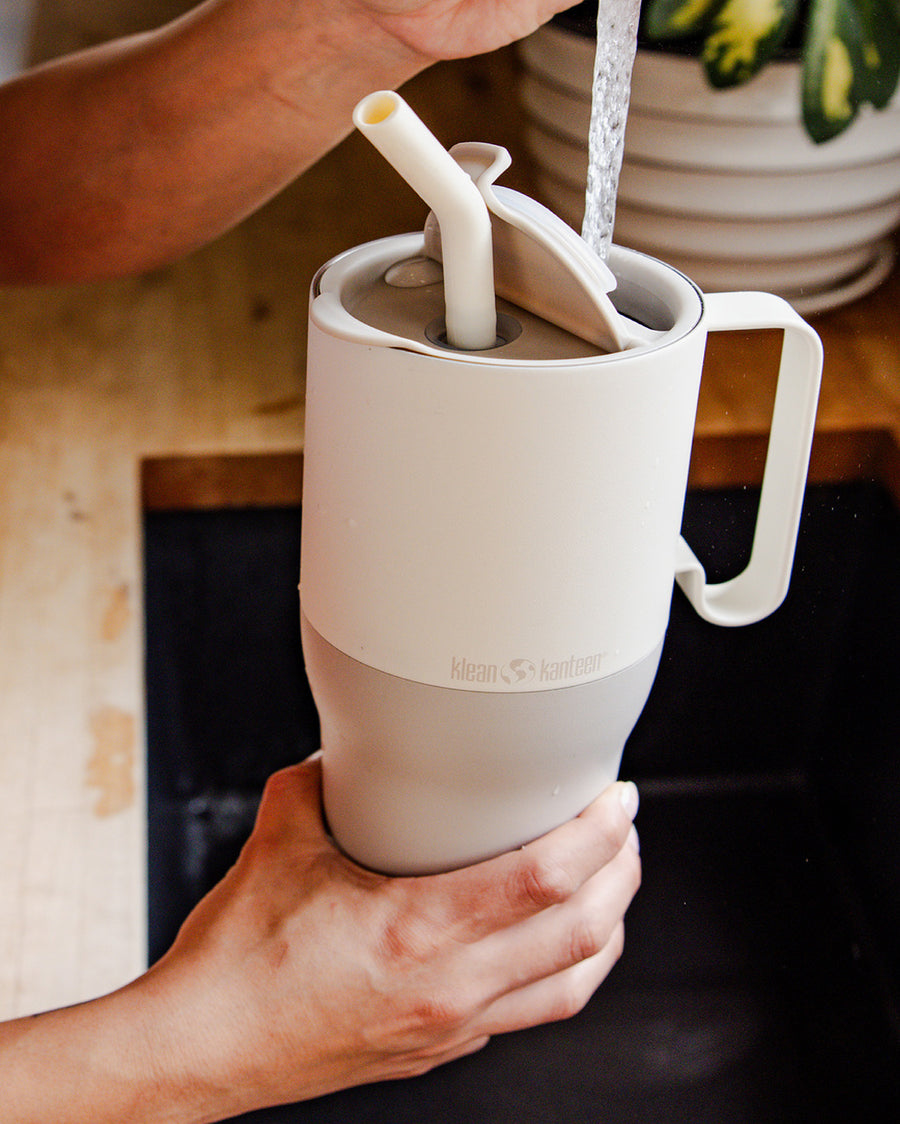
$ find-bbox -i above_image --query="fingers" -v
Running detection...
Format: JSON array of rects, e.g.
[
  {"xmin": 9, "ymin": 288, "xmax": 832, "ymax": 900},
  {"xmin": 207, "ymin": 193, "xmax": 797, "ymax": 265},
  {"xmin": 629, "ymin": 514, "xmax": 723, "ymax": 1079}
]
[
  {"xmin": 471, "ymin": 831, "xmax": 640, "ymax": 996},
  {"xmin": 467, "ymin": 834, "xmax": 639, "ymax": 1036},
  {"xmin": 476, "ymin": 921, "xmax": 627, "ymax": 1037},
  {"xmin": 425, "ymin": 780, "xmax": 640, "ymax": 942}
]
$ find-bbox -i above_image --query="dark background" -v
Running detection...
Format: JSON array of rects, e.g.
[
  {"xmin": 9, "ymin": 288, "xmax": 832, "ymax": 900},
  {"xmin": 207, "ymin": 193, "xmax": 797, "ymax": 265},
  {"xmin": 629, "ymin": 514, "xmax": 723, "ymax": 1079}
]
[{"xmin": 145, "ymin": 482, "xmax": 900, "ymax": 1122}]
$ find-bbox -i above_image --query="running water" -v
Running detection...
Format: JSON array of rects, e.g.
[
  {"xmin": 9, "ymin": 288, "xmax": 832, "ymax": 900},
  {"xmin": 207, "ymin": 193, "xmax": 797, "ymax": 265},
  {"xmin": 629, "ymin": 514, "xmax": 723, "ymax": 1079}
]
[{"xmin": 581, "ymin": 0, "xmax": 642, "ymax": 260}]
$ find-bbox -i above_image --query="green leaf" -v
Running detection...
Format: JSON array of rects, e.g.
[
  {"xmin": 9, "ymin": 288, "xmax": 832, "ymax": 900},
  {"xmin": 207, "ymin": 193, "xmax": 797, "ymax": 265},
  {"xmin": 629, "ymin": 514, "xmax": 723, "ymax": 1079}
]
[
  {"xmin": 855, "ymin": 0, "xmax": 900, "ymax": 107},
  {"xmin": 801, "ymin": 0, "xmax": 898, "ymax": 140},
  {"xmin": 702, "ymin": 0, "xmax": 802, "ymax": 86},
  {"xmin": 641, "ymin": 0, "xmax": 726, "ymax": 39}
]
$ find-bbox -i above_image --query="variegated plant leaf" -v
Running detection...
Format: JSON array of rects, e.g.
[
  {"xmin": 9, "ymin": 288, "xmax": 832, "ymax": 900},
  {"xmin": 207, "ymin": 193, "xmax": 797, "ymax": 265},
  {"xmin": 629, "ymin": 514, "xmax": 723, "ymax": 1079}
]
[
  {"xmin": 853, "ymin": 0, "xmax": 900, "ymax": 107},
  {"xmin": 802, "ymin": 0, "xmax": 899, "ymax": 140},
  {"xmin": 702, "ymin": 0, "xmax": 803, "ymax": 85},
  {"xmin": 641, "ymin": 0, "xmax": 727, "ymax": 39}
]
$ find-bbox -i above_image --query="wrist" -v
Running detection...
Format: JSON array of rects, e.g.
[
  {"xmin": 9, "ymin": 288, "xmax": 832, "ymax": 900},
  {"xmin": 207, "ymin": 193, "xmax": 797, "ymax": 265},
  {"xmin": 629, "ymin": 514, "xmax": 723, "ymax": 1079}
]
[
  {"xmin": 215, "ymin": 0, "xmax": 431, "ymax": 94},
  {"xmin": 107, "ymin": 959, "xmax": 257, "ymax": 1124}
]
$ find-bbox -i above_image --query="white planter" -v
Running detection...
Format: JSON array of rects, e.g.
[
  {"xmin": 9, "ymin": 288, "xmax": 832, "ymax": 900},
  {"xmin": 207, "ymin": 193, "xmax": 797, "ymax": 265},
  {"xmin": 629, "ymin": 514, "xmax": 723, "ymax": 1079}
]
[{"xmin": 518, "ymin": 26, "xmax": 900, "ymax": 312}]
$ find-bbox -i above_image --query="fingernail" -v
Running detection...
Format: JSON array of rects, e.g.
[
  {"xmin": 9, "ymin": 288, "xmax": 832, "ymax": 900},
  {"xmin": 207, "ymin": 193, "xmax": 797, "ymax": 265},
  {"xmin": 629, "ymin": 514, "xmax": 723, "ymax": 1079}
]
[
  {"xmin": 626, "ymin": 824, "xmax": 641, "ymax": 854},
  {"xmin": 618, "ymin": 780, "xmax": 640, "ymax": 821}
]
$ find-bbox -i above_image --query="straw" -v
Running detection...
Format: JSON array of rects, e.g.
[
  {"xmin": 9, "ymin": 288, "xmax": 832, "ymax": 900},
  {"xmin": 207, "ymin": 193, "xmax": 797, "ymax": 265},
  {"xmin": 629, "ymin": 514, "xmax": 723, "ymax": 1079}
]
[{"xmin": 353, "ymin": 91, "xmax": 497, "ymax": 351}]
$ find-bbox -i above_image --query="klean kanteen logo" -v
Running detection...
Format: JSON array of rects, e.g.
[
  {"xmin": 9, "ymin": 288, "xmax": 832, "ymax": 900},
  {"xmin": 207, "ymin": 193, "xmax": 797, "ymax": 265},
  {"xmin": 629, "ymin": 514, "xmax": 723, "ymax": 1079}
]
[
  {"xmin": 502, "ymin": 659, "xmax": 537, "ymax": 686},
  {"xmin": 538, "ymin": 651, "xmax": 605, "ymax": 682},
  {"xmin": 450, "ymin": 651, "xmax": 604, "ymax": 686},
  {"xmin": 449, "ymin": 656, "xmax": 504, "ymax": 685}
]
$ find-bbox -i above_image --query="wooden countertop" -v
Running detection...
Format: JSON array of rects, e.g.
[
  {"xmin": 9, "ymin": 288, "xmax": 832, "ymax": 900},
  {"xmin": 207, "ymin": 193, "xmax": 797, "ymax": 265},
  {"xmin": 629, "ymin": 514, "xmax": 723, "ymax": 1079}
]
[{"xmin": 2, "ymin": 51, "xmax": 899, "ymax": 1018}]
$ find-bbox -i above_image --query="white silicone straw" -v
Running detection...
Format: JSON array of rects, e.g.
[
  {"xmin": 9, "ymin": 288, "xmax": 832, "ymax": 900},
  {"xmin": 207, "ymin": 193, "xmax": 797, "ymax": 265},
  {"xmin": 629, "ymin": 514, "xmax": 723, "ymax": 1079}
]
[{"xmin": 353, "ymin": 91, "xmax": 497, "ymax": 351}]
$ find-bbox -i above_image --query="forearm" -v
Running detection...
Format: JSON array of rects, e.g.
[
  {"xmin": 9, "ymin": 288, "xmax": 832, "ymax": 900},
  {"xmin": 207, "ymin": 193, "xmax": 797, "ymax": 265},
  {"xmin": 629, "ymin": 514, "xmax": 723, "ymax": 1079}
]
[
  {"xmin": 0, "ymin": 0, "xmax": 424, "ymax": 283},
  {"xmin": 0, "ymin": 986, "xmax": 193, "ymax": 1124},
  {"xmin": 0, "ymin": 970, "xmax": 270, "ymax": 1124}
]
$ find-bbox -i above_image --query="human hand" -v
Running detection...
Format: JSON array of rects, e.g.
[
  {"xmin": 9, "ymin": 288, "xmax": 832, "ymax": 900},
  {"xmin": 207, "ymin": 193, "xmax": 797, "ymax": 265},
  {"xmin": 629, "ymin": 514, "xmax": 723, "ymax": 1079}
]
[
  {"xmin": 137, "ymin": 755, "xmax": 640, "ymax": 1121},
  {"xmin": 350, "ymin": 0, "xmax": 577, "ymax": 61}
]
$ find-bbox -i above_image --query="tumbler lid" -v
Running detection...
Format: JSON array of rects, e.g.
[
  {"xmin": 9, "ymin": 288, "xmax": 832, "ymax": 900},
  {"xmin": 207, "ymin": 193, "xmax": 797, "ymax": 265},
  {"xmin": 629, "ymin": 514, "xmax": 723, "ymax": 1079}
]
[{"xmin": 424, "ymin": 142, "xmax": 654, "ymax": 353}]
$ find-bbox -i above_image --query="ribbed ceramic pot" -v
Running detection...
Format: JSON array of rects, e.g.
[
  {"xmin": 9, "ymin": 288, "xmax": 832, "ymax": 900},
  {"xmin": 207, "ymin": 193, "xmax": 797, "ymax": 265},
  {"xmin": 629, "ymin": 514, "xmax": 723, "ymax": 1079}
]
[{"xmin": 518, "ymin": 24, "xmax": 900, "ymax": 312}]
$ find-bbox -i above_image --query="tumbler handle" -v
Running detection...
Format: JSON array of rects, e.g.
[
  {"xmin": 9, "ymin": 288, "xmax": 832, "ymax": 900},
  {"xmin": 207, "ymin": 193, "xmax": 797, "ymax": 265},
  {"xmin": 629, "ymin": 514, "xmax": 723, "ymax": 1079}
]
[{"xmin": 676, "ymin": 291, "xmax": 822, "ymax": 626}]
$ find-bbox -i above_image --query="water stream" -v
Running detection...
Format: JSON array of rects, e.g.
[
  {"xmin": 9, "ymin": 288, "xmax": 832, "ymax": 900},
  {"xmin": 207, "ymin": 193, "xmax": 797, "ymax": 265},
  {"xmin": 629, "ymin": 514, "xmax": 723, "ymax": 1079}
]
[{"xmin": 581, "ymin": 0, "xmax": 642, "ymax": 259}]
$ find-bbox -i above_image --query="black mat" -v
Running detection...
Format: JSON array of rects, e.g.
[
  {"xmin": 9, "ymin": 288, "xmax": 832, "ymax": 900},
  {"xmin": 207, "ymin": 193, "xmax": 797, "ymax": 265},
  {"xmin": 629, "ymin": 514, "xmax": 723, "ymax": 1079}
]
[{"xmin": 144, "ymin": 484, "xmax": 900, "ymax": 1122}]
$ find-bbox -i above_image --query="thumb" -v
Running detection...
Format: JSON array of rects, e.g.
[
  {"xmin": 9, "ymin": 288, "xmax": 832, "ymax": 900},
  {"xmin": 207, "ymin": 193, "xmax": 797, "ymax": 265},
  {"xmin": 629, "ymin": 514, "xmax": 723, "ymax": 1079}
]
[{"xmin": 252, "ymin": 754, "xmax": 326, "ymax": 846}]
